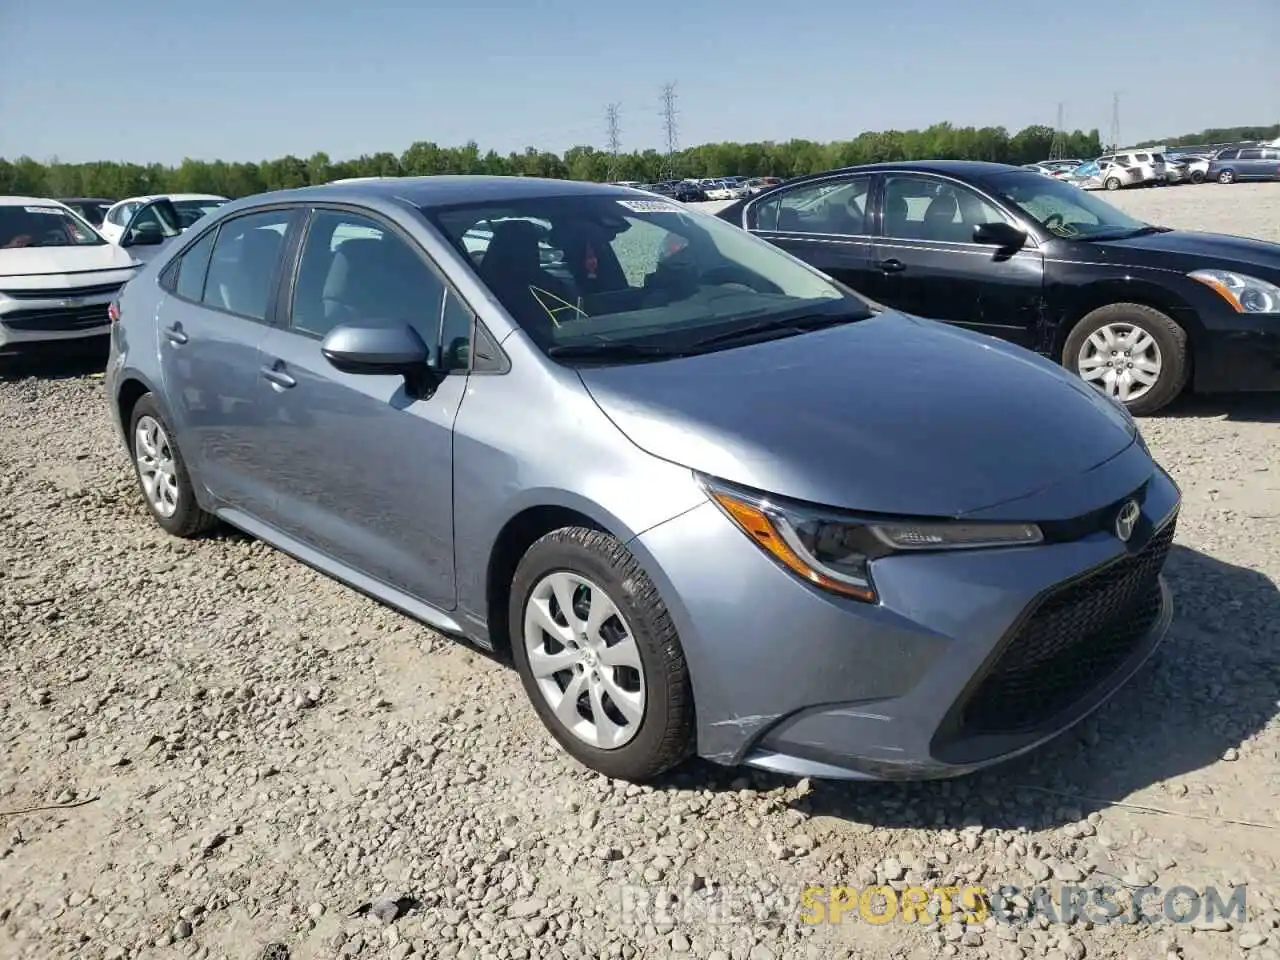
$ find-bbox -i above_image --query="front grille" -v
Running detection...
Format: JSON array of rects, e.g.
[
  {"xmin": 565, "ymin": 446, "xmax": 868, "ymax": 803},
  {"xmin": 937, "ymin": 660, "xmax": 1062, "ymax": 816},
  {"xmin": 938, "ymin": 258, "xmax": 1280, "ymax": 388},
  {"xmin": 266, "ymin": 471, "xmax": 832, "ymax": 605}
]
[
  {"xmin": 2, "ymin": 303, "xmax": 112, "ymax": 332},
  {"xmin": 0, "ymin": 282, "xmax": 123, "ymax": 301},
  {"xmin": 958, "ymin": 515, "xmax": 1176, "ymax": 734}
]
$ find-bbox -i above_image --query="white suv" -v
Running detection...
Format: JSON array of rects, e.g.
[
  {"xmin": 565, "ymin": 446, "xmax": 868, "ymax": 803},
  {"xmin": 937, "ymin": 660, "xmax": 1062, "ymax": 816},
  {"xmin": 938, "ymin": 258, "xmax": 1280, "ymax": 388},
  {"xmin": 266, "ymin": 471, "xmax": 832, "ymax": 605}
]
[{"xmin": 1097, "ymin": 151, "xmax": 1166, "ymax": 185}]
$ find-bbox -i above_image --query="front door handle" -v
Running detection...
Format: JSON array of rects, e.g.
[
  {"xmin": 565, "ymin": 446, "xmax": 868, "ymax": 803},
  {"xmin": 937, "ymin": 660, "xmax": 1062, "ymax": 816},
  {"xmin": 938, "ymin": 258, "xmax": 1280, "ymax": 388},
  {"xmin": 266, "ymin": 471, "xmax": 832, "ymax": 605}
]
[
  {"xmin": 878, "ymin": 258, "xmax": 906, "ymax": 274},
  {"xmin": 162, "ymin": 324, "xmax": 188, "ymax": 344},
  {"xmin": 260, "ymin": 365, "xmax": 297, "ymax": 389}
]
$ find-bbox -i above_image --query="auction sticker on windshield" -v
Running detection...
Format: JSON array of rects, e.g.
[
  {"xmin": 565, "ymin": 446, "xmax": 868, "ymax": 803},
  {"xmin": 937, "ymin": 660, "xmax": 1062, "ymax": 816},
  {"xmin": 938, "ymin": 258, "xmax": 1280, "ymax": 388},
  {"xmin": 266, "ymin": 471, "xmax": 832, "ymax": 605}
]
[
  {"xmin": 24, "ymin": 207, "xmax": 64, "ymax": 214},
  {"xmin": 616, "ymin": 199, "xmax": 684, "ymax": 214}
]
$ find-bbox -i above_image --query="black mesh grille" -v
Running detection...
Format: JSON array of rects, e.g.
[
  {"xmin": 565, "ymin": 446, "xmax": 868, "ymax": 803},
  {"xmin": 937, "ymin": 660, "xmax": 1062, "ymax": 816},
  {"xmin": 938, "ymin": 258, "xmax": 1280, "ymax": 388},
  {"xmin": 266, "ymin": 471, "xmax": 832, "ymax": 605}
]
[
  {"xmin": 959, "ymin": 515, "xmax": 1176, "ymax": 734},
  {"xmin": 0, "ymin": 282, "xmax": 123, "ymax": 300},
  {"xmin": 2, "ymin": 303, "xmax": 111, "ymax": 331}
]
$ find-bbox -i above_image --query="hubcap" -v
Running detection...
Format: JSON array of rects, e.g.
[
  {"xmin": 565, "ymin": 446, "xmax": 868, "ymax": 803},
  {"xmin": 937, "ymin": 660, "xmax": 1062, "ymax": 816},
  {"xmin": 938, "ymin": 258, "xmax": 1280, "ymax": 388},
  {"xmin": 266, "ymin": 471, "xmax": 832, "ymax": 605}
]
[
  {"xmin": 523, "ymin": 571, "xmax": 645, "ymax": 750},
  {"xmin": 1076, "ymin": 322, "xmax": 1163, "ymax": 404},
  {"xmin": 134, "ymin": 415, "xmax": 180, "ymax": 518}
]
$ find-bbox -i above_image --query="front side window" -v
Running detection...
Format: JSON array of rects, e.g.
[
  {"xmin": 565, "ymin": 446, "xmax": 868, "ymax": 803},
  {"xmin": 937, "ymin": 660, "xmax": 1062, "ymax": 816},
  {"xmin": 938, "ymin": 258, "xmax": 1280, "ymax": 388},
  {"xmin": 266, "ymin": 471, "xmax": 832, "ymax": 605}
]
[
  {"xmin": 171, "ymin": 199, "xmax": 228, "ymax": 230},
  {"xmin": 289, "ymin": 210, "xmax": 446, "ymax": 348},
  {"xmin": 124, "ymin": 200, "xmax": 184, "ymax": 245},
  {"xmin": 1216, "ymin": 148, "xmax": 1239, "ymax": 160},
  {"xmin": 753, "ymin": 177, "xmax": 870, "ymax": 235},
  {"xmin": 984, "ymin": 170, "xmax": 1149, "ymax": 240},
  {"xmin": 427, "ymin": 194, "xmax": 863, "ymax": 362},
  {"xmin": 202, "ymin": 210, "xmax": 293, "ymax": 321},
  {"xmin": 881, "ymin": 176, "xmax": 1008, "ymax": 243},
  {"xmin": 0, "ymin": 204, "xmax": 104, "ymax": 248}
]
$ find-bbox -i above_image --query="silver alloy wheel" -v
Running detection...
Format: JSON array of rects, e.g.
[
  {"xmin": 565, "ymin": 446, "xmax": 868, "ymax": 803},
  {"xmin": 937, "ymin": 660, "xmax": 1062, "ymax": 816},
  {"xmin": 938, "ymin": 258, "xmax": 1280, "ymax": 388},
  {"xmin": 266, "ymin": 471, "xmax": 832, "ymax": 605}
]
[
  {"xmin": 523, "ymin": 571, "xmax": 645, "ymax": 750},
  {"xmin": 1076, "ymin": 322, "xmax": 1163, "ymax": 404},
  {"xmin": 134, "ymin": 415, "xmax": 180, "ymax": 518}
]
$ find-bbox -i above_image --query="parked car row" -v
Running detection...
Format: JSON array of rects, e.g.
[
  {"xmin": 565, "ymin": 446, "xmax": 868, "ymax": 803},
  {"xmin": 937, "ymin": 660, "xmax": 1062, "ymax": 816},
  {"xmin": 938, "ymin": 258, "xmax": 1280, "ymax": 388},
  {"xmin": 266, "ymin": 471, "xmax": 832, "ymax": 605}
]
[
  {"xmin": 0, "ymin": 192, "xmax": 228, "ymax": 353},
  {"xmin": 1024, "ymin": 143, "xmax": 1280, "ymax": 192},
  {"xmin": 102, "ymin": 174, "xmax": 1190, "ymax": 786}
]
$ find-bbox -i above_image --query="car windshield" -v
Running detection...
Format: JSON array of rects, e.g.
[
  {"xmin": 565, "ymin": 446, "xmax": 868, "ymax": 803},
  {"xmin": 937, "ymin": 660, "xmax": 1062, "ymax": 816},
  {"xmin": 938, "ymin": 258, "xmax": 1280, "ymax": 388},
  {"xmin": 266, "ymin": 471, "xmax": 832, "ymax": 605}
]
[
  {"xmin": 983, "ymin": 171, "xmax": 1150, "ymax": 240},
  {"xmin": 0, "ymin": 204, "xmax": 104, "ymax": 248},
  {"xmin": 171, "ymin": 198, "xmax": 228, "ymax": 228},
  {"xmin": 427, "ymin": 193, "xmax": 867, "ymax": 360}
]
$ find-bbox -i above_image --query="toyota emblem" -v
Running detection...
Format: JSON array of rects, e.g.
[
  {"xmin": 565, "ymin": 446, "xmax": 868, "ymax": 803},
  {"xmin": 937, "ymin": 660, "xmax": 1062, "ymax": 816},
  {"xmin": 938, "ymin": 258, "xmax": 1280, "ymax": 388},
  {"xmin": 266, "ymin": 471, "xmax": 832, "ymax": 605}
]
[{"xmin": 1114, "ymin": 499, "xmax": 1141, "ymax": 542}]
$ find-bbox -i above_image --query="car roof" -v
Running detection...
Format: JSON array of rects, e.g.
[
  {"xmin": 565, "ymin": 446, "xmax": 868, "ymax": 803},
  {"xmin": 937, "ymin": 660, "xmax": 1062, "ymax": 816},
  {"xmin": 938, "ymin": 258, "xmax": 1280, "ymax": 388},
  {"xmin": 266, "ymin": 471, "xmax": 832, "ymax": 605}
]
[
  {"xmin": 0, "ymin": 196, "xmax": 73, "ymax": 208},
  {"xmin": 58, "ymin": 196, "xmax": 115, "ymax": 203},
  {"xmin": 111, "ymin": 193, "xmax": 227, "ymax": 205},
  {"xmin": 253, "ymin": 175, "xmax": 646, "ymax": 210},
  {"xmin": 784, "ymin": 160, "xmax": 1030, "ymax": 185}
]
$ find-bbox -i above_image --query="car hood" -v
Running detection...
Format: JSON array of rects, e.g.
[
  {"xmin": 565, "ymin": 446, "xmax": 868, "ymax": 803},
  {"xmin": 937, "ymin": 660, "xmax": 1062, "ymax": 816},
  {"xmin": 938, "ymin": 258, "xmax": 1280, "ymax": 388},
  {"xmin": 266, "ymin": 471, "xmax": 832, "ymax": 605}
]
[
  {"xmin": 1096, "ymin": 229, "xmax": 1280, "ymax": 276},
  {"xmin": 576, "ymin": 314, "xmax": 1138, "ymax": 518},
  {"xmin": 0, "ymin": 242, "xmax": 139, "ymax": 279}
]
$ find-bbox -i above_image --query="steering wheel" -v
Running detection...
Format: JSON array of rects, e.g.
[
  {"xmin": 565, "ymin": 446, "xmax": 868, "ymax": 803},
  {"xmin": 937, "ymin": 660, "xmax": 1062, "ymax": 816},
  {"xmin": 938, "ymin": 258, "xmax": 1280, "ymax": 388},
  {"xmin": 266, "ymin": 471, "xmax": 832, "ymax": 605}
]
[{"xmin": 699, "ymin": 264, "xmax": 766, "ymax": 292}]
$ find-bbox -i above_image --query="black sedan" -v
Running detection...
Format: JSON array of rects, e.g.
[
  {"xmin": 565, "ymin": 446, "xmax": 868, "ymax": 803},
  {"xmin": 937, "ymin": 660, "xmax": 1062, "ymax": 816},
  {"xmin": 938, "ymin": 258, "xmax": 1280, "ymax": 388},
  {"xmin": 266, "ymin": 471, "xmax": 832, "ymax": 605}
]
[
  {"xmin": 58, "ymin": 197, "xmax": 116, "ymax": 228},
  {"xmin": 717, "ymin": 160, "xmax": 1280, "ymax": 414}
]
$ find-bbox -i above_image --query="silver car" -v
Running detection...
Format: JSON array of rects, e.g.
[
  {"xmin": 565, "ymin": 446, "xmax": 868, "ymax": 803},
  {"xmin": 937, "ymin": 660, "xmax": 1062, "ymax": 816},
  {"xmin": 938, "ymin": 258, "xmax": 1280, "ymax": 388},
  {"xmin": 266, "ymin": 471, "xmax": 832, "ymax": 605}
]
[{"xmin": 104, "ymin": 177, "xmax": 1178, "ymax": 783}]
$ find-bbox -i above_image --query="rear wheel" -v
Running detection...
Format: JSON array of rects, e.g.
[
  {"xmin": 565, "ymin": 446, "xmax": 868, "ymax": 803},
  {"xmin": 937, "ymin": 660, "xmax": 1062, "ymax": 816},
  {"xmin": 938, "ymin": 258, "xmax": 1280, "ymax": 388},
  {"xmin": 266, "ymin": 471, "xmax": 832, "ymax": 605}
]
[
  {"xmin": 1190, "ymin": 169, "xmax": 1206, "ymax": 184},
  {"xmin": 1063, "ymin": 303, "xmax": 1188, "ymax": 415},
  {"xmin": 128, "ymin": 394, "xmax": 217, "ymax": 537},
  {"xmin": 509, "ymin": 527, "xmax": 694, "ymax": 782}
]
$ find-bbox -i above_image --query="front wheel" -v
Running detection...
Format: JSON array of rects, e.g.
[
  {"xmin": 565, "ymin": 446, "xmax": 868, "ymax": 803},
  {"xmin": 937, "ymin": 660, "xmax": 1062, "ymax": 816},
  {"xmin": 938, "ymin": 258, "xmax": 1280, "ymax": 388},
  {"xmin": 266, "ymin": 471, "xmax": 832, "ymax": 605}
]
[
  {"xmin": 509, "ymin": 527, "xmax": 695, "ymax": 782},
  {"xmin": 1218, "ymin": 169, "xmax": 1236, "ymax": 184},
  {"xmin": 1062, "ymin": 303, "xmax": 1189, "ymax": 415}
]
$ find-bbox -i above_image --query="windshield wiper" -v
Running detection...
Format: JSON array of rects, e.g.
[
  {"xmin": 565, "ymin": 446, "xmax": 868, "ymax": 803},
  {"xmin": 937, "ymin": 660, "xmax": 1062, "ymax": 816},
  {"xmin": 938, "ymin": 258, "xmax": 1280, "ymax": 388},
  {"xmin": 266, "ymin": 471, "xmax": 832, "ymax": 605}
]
[
  {"xmin": 546, "ymin": 342, "xmax": 685, "ymax": 363},
  {"xmin": 691, "ymin": 310, "xmax": 869, "ymax": 350}
]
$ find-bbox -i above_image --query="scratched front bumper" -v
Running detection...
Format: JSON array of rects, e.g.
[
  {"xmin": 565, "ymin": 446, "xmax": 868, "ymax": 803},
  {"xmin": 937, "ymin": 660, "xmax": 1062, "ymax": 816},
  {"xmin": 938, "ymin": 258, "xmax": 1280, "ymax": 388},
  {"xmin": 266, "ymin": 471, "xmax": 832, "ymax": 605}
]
[{"xmin": 630, "ymin": 462, "xmax": 1179, "ymax": 781}]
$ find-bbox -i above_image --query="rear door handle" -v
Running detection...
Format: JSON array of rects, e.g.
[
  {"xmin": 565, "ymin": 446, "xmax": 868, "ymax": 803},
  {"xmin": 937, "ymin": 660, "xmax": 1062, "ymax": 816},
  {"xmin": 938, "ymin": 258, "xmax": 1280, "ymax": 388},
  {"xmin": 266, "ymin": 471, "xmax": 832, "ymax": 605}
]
[
  {"xmin": 878, "ymin": 258, "xmax": 906, "ymax": 274},
  {"xmin": 162, "ymin": 324, "xmax": 188, "ymax": 344},
  {"xmin": 260, "ymin": 365, "xmax": 297, "ymax": 389}
]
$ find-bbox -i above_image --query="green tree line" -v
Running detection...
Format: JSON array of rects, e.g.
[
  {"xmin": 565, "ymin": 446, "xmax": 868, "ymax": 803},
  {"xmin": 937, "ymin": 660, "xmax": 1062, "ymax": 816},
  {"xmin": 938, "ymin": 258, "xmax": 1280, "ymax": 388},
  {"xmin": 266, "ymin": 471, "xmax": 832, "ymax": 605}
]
[
  {"xmin": 1133, "ymin": 123, "xmax": 1279, "ymax": 148},
  {"xmin": 0, "ymin": 121, "xmax": 1272, "ymax": 201}
]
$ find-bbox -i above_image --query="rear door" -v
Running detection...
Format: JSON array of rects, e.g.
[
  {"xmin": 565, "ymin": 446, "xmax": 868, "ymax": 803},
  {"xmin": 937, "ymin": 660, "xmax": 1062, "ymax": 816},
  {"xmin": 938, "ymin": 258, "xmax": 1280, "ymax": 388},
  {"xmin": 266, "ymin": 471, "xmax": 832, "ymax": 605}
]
[
  {"xmin": 742, "ymin": 173, "xmax": 877, "ymax": 299},
  {"xmin": 155, "ymin": 205, "xmax": 302, "ymax": 516},
  {"xmin": 250, "ymin": 205, "xmax": 470, "ymax": 609},
  {"xmin": 868, "ymin": 172, "xmax": 1045, "ymax": 345}
]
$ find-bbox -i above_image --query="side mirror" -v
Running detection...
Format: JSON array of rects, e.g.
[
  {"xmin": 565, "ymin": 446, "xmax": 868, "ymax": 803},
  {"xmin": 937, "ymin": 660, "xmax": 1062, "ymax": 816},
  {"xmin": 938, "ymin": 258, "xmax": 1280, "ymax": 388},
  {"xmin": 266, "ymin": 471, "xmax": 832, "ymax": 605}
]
[
  {"xmin": 972, "ymin": 221, "xmax": 1028, "ymax": 249},
  {"xmin": 321, "ymin": 323, "xmax": 439, "ymax": 396},
  {"xmin": 122, "ymin": 227, "xmax": 167, "ymax": 247}
]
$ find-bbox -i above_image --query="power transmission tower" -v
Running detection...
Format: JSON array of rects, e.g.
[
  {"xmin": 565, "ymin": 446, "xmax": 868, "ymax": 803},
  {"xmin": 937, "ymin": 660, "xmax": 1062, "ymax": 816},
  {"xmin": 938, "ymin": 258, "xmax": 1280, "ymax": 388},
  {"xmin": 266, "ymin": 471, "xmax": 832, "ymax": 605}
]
[
  {"xmin": 659, "ymin": 82, "xmax": 679, "ymax": 180},
  {"xmin": 605, "ymin": 103, "xmax": 621, "ymax": 181},
  {"xmin": 1108, "ymin": 92, "xmax": 1122, "ymax": 152},
  {"xmin": 1048, "ymin": 102, "xmax": 1068, "ymax": 160}
]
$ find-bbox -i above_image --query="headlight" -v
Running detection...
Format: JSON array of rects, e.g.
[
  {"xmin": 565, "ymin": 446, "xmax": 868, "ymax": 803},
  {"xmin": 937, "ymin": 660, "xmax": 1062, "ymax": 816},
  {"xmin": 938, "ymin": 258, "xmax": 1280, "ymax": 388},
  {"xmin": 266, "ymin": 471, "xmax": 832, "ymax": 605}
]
[
  {"xmin": 701, "ymin": 477, "xmax": 1043, "ymax": 604},
  {"xmin": 1189, "ymin": 269, "xmax": 1280, "ymax": 314}
]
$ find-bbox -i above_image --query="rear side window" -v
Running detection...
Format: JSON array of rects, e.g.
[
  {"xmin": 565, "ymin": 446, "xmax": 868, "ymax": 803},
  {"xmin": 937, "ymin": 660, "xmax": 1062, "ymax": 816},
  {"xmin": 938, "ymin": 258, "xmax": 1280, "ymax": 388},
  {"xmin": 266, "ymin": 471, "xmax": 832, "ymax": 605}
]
[
  {"xmin": 202, "ymin": 210, "xmax": 293, "ymax": 321},
  {"xmin": 1239, "ymin": 149, "xmax": 1263, "ymax": 160},
  {"xmin": 174, "ymin": 229, "xmax": 218, "ymax": 302}
]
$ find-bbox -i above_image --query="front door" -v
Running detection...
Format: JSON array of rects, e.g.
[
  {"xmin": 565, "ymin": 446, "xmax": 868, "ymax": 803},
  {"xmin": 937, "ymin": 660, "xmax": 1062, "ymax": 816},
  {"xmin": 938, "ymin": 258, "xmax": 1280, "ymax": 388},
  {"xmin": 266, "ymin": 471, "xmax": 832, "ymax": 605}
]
[
  {"xmin": 745, "ymin": 174, "xmax": 878, "ymax": 299},
  {"xmin": 251, "ymin": 207, "xmax": 468, "ymax": 609},
  {"xmin": 869, "ymin": 173, "xmax": 1045, "ymax": 347},
  {"xmin": 155, "ymin": 206, "xmax": 300, "ymax": 515}
]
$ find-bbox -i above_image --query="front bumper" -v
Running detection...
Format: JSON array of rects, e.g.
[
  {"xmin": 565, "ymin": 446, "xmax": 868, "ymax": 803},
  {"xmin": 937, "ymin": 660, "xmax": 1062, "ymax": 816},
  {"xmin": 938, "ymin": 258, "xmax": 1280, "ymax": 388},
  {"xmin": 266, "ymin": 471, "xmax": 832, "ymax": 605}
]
[
  {"xmin": 1191, "ymin": 316, "xmax": 1280, "ymax": 393},
  {"xmin": 632, "ymin": 450, "xmax": 1180, "ymax": 780}
]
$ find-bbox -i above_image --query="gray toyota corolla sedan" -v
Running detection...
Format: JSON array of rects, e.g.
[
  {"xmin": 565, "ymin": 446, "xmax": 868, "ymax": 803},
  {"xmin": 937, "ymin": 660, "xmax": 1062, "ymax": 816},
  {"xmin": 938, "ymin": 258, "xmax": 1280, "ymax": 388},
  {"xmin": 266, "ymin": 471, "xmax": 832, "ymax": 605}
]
[{"xmin": 104, "ymin": 176, "xmax": 1180, "ymax": 783}]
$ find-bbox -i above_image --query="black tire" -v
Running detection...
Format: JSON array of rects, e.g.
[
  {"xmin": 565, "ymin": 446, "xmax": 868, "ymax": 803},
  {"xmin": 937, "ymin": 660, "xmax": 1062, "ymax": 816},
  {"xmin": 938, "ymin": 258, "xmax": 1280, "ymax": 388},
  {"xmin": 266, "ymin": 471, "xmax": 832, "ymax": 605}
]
[
  {"xmin": 1190, "ymin": 170, "xmax": 1205, "ymax": 184},
  {"xmin": 1104, "ymin": 177, "xmax": 1121, "ymax": 191},
  {"xmin": 1217, "ymin": 169, "xmax": 1235, "ymax": 184},
  {"xmin": 509, "ymin": 526, "xmax": 694, "ymax": 782},
  {"xmin": 1062, "ymin": 303, "xmax": 1189, "ymax": 416},
  {"xmin": 127, "ymin": 393, "xmax": 218, "ymax": 537}
]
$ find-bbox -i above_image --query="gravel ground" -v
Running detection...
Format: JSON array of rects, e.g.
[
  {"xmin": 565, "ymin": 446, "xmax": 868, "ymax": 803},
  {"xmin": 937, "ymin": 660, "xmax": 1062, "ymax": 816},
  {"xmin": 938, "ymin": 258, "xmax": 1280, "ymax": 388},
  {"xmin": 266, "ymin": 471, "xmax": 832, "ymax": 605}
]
[{"xmin": 2, "ymin": 183, "xmax": 1280, "ymax": 960}]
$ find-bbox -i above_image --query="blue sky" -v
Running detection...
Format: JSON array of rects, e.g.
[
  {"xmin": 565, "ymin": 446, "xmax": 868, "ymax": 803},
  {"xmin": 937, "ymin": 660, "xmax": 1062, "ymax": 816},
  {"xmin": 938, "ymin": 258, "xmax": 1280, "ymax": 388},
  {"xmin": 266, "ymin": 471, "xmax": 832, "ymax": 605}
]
[{"xmin": 1, "ymin": 0, "xmax": 1275, "ymax": 165}]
